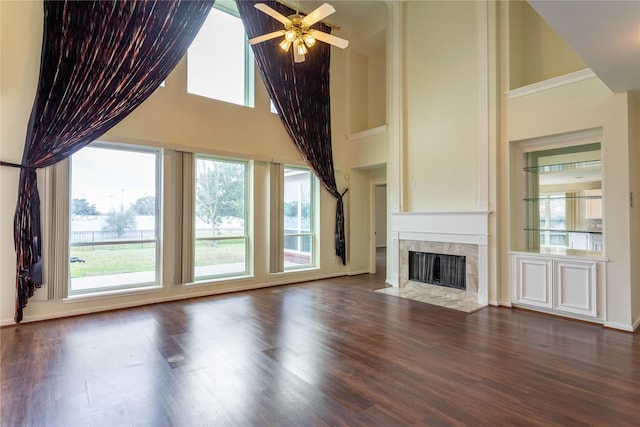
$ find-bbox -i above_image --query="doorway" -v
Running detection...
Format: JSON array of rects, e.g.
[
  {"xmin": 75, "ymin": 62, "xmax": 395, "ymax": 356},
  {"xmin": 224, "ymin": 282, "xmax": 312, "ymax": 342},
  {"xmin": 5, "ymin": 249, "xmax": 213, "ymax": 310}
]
[{"xmin": 370, "ymin": 181, "xmax": 387, "ymax": 274}]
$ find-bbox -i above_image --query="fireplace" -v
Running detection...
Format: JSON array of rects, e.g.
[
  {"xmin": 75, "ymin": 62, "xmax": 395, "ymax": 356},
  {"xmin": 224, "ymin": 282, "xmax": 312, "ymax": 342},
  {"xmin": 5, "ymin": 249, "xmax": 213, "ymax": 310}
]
[
  {"xmin": 399, "ymin": 239, "xmax": 478, "ymax": 295},
  {"xmin": 391, "ymin": 211, "xmax": 489, "ymax": 308},
  {"xmin": 408, "ymin": 251, "xmax": 466, "ymax": 290}
]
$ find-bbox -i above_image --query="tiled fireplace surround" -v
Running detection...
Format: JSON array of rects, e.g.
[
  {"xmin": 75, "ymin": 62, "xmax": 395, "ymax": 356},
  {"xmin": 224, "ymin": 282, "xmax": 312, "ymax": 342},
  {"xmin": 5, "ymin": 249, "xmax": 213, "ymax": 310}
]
[{"xmin": 391, "ymin": 212, "xmax": 490, "ymax": 307}]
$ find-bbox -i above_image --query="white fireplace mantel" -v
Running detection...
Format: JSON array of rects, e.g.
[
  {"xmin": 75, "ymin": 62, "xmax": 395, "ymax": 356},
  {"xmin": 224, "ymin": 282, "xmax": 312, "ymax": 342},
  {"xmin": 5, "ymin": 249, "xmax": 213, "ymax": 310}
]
[
  {"xmin": 392, "ymin": 211, "xmax": 490, "ymax": 245},
  {"xmin": 389, "ymin": 211, "xmax": 490, "ymax": 305}
]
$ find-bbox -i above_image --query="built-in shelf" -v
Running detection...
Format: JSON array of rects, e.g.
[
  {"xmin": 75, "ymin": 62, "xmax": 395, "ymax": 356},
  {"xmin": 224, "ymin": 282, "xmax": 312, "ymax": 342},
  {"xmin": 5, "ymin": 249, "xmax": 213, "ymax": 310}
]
[
  {"xmin": 510, "ymin": 132, "xmax": 606, "ymax": 325},
  {"xmin": 523, "ymin": 196, "xmax": 602, "ymax": 201},
  {"xmin": 347, "ymin": 125, "xmax": 387, "ymax": 141},
  {"xmin": 522, "ymin": 155, "xmax": 603, "ymax": 252},
  {"xmin": 524, "ymin": 228, "xmax": 602, "ymax": 234},
  {"xmin": 523, "ymin": 160, "xmax": 601, "ymax": 173}
]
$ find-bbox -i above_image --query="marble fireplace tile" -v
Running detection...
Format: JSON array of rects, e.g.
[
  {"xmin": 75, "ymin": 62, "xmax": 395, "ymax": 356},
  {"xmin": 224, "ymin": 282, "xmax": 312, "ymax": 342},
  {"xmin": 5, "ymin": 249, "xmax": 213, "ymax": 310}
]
[{"xmin": 374, "ymin": 282, "xmax": 486, "ymax": 314}]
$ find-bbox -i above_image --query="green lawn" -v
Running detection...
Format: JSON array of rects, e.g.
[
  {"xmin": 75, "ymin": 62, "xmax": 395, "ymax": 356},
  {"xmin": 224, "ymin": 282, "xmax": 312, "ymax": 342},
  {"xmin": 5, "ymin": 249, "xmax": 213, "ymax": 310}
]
[{"xmin": 70, "ymin": 240, "xmax": 245, "ymax": 278}]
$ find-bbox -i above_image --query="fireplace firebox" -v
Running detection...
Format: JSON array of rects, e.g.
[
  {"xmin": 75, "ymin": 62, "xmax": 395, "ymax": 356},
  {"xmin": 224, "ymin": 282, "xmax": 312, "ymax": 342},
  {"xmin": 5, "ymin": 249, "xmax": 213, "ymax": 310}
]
[{"xmin": 408, "ymin": 251, "xmax": 466, "ymax": 290}]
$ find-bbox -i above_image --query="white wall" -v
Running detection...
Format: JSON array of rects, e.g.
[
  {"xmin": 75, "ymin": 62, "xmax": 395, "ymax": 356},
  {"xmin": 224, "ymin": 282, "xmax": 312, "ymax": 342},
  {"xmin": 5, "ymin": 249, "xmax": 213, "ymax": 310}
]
[
  {"xmin": 508, "ymin": 0, "xmax": 586, "ymax": 89},
  {"xmin": 347, "ymin": 168, "xmax": 369, "ymax": 273},
  {"xmin": 348, "ymin": 50, "xmax": 369, "ymax": 134},
  {"xmin": 404, "ymin": 0, "xmax": 479, "ymax": 212},
  {"xmin": 0, "ymin": 1, "xmax": 353, "ymax": 324},
  {"xmin": 1, "ymin": 1, "xmax": 44, "ymax": 323},
  {"xmin": 368, "ymin": 45, "xmax": 386, "ymax": 129}
]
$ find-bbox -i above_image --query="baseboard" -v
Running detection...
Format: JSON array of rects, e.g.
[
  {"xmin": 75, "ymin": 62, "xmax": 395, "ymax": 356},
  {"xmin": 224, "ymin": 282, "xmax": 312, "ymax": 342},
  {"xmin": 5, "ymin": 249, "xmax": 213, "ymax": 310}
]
[
  {"xmin": 604, "ymin": 321, "xmax": 636, "ymax": 332},
  {"xmin": 348, "ymin": 270, "xmax": 370, "ymax": 276},
  {"xmin": 1, "ymin": 271, "xmax": 348, "ymax": 327}
]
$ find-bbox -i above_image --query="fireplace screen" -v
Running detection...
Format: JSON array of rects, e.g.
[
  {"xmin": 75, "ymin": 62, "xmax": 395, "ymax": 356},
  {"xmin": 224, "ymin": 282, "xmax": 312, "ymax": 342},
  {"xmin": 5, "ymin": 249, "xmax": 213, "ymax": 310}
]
[{"xmin": 408, "ymin": 251, "xmax": 466, "ymax": 290}]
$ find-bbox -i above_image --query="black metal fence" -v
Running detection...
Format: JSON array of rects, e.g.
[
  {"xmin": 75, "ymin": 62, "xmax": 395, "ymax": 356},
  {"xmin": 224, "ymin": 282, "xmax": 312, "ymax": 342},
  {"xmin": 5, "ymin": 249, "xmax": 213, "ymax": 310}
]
[
  {"xmin": 71, "ymin": 229, "xmax": 311, "ymax": 252},
  {"xmin": 70, "ymin": 230, "xmax": 156, "ymax": 252},
  {"xmin": 70, "ymin": 230, "xmax": 156, "ymax": 244}
]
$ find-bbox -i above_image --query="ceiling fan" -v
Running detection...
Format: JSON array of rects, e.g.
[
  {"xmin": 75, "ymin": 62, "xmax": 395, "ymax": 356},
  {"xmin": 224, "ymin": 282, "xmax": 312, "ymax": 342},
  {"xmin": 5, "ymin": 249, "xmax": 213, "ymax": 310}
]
[{"xmin": 248, "ymin": 2, "xmax": 349, "ymax": 63}]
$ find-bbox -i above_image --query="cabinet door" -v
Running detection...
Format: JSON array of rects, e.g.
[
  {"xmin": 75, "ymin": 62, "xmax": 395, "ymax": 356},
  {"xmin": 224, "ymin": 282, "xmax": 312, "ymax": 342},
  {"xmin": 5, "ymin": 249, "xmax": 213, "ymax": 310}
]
[
  {"xmin": 513, "ymin": 256, "xmax": 553, "ymax": 308},
  {"xmin": 553, "ymin": 260, "xmax": 597, "ymax": 317}
]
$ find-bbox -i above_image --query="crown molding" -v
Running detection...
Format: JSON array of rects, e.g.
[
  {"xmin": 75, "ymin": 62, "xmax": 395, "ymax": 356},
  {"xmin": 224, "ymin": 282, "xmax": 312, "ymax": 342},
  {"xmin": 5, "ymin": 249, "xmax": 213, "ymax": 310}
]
[{"xmin": 506, "ymin": 69, "xmax": 597, "ymax": 99}]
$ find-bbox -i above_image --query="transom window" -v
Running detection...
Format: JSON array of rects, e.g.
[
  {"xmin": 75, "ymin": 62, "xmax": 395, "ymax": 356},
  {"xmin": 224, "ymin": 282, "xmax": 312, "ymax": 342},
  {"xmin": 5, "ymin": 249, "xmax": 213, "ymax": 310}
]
[{"xmin": 187, "ymin": 0, "xmax": 254, "ymax": 107}]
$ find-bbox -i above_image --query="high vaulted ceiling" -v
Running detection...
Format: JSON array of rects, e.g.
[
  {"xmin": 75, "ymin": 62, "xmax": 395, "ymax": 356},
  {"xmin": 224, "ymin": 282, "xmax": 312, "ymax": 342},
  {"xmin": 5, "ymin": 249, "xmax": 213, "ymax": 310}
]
[
  {"xmin": 290, "ymin": 1, "xmax": 640, "ymax": 95},
  {"xmin": 296, "ymin": 0, "xmax": 385, "ymax": 28},
  {"xmin": 296, "ymin": 0, "xmax": 387, "ymax": 53},
  {"xmin": 529, "ymin": 0, "xmax": 640, "ymax": 95}
]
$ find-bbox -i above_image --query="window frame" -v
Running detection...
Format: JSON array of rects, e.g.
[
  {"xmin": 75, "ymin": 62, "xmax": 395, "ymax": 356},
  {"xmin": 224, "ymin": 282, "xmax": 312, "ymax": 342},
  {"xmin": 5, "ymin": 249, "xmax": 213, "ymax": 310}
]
[
  {"xmin": 191, "ymin": 154, "xmax": 251, "ymax": 282},
  {"xmin": 67, "ymin": 141, "xmax": 163, "ymax": 297},
  {"xmin": 282, "ymin": 165, "xmax": 318, "ymax": 272}
]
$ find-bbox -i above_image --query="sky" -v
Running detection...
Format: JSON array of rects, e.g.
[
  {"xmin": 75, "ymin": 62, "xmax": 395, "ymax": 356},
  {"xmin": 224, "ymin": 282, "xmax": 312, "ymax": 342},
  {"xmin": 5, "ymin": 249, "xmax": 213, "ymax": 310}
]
[
  {"xmin": 187, "ymin": 7, "xmax": 246, "ymax": 105},
  {"xmin": 71, "ymin": 146, "xmax": 157, "ymax": 213}
]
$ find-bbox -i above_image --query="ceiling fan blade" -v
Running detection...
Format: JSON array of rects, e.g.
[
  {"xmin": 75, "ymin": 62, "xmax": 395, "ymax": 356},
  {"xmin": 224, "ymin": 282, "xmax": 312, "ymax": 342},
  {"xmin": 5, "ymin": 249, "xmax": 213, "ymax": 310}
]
[
  {"xmin": 293, "ymin": 40, "xmax": 306, "ymax": 63},
  {"xmin": 302, "ymin": 3, "xmax": 336, "ymax": 26},
  {"xmin": 248, "ymin": 30, "xmax": 286, "ymax": 45},
  {"xmin": 310, "ymin": 30, "xmax": 349, "ymax": 49},
  {"xmin": 254, "ymin": 3, "xmax": 291, "ymax": 25}
]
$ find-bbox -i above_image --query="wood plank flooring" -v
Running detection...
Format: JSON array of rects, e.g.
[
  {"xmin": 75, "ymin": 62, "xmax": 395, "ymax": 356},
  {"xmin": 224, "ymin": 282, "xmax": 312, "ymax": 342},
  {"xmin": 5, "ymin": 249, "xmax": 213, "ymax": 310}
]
[{"xmin": 1, "ymin": 251, "xmax": 639, "ymax": 426}]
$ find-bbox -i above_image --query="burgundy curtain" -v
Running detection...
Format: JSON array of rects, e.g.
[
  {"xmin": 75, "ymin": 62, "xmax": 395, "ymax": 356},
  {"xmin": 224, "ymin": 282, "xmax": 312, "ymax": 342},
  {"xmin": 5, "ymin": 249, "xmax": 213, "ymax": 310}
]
[
  {"xmin": 237, "ymin": 0, "xmax": 348, "ymax": 266},
  {"xmin": 0, "ymin": 0, "xmax": 213, "ymax": 322}
]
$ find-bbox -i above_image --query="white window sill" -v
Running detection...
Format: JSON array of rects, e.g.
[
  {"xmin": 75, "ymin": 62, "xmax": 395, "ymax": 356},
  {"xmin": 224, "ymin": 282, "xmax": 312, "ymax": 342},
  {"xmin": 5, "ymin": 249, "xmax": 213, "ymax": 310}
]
[
  {"xmin": 270, "ymin": 266, "xmax": 320, "ymax": 277},
  {"xmin": 64, "ymin": 285, "xmax": 163, "ymax": 303},
  {"xmin": 186, "ymin": 275, "xmax": 255, "ymax": 288}
]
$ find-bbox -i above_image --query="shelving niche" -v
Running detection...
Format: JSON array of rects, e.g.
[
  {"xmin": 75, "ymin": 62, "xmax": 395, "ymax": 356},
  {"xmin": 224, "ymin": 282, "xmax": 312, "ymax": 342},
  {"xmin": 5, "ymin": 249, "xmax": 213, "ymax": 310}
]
[{"xmin": 510, "ymin": 130, "xmax": 606, "ymax": 323}]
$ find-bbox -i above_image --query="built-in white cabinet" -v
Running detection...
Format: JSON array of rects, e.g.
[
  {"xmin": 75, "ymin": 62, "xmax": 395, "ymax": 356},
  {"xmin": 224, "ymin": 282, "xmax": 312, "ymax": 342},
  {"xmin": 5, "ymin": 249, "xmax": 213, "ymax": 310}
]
[
  {"xmin": 511, "ymin": 253, "xmax": 606, "ymax": 322},
  {"xmin": 513, "ymin": 255, "xmax": 553, "ymax": 309}
]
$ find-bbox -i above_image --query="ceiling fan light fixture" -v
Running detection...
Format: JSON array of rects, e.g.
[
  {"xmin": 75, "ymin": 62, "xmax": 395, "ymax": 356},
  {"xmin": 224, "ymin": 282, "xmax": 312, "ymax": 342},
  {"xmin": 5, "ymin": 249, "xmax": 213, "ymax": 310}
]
[
  {"xmin": 295, "ymin": 39, "xmax": 308, "ymax": 55},
  {"xmin": 250, "ymin": 3, "xmax": 350, "ymax": 63},
  {"xmin": 285, "ymin": 29, "xmax": 297, "ymax": 42},
  {"xmin": 279, "ymin": 39, "xmax": 292, "ymax": 52},
  {"xmin": 303, "ymin": 32, "xmax": 316, "ymax": 48}
]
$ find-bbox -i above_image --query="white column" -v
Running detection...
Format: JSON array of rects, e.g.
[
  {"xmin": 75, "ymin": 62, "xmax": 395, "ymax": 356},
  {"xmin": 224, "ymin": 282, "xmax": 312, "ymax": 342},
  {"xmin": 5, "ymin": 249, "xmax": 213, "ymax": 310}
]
[{"xmin": 385, "ymin": 0, "xmax": 405, "ymax": 286}]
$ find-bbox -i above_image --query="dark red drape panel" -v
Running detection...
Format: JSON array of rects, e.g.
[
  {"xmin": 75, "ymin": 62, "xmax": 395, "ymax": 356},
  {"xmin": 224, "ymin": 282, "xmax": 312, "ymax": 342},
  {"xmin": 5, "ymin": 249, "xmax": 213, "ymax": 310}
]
[
  {"xmin": 1, "ymin": 0, "xmax": 213, "ymax": 322},
  {"xmin": 236, "ymin": 0, "xmax": 347, "ymax": 266}
]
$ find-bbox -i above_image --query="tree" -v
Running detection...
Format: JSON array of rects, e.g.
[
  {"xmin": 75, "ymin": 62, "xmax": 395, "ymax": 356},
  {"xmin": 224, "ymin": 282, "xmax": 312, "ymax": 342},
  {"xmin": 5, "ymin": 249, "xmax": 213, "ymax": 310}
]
[
  {"xmin": 102, "ymin": 208, "xmax": 137, "ymax": 237},
  {"xmin": 72, "ymin": 198, "xmax": 99, "ymax": 216},
  {"xmin": 284, "ymin": 200, "xmax": 310, "ymax": 219},
  {"xmin": 131, "ymin": 195, "xmax": 155, "ymax": 215},
  {"xmin": 195, "ymin": 160, "xmax": 244, "ymax": 234}
]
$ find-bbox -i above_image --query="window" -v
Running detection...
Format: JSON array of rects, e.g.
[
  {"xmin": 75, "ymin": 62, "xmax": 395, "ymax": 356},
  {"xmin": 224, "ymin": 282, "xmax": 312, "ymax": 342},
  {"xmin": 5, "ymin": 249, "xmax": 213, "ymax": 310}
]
[
  {"xmin": 187, "ymin": 1, "xmax": 254, "ymax": 107},
  {"xmin": 538, "ymin": 193, "xmax": 567, "ymax": 247},
  {"xmin": 283, "ymin": 167, "xmax": 316, "ymax": 270},
  {"xmin": 69, "ymin": 143, "xmax": 161, "ymax": 295},
  {"xmin": 194, "ymin": 156, "xmax": 249, "ymax": 280}
]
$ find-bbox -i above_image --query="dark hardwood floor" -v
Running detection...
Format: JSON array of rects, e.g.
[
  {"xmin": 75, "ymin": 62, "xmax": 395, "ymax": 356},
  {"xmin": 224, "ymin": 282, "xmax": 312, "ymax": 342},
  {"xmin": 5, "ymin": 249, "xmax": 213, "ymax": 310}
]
[{"xmin": 1, "ymin": 249, "xmax": 639, "ymax": 426}]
